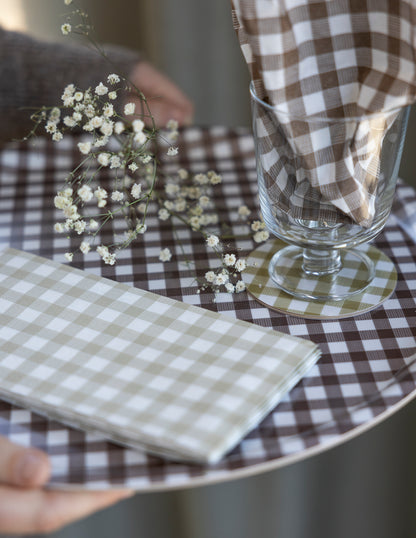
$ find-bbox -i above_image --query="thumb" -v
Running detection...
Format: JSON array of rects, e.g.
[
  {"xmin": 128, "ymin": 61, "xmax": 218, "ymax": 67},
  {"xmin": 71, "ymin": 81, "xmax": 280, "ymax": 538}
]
[{"xmin": 0, "ymin": 435, "xmax": 51, "ymax": 488}]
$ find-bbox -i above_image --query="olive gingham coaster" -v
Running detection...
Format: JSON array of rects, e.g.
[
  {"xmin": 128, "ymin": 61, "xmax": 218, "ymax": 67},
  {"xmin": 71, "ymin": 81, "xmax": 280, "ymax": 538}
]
[
  {"xmin": 243, "ymin": 239, "xmax": 397, "ymax": 319},
  {"xmin": 0, "ymin": 247, "xmax": 320, "ymax": 464}
]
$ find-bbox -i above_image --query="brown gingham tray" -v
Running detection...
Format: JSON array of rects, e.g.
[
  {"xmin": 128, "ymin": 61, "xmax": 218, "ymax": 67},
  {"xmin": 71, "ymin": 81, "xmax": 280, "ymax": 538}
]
[{"xmin": 0, "ymin": 126, "xmax": 415, "ymax": 491}]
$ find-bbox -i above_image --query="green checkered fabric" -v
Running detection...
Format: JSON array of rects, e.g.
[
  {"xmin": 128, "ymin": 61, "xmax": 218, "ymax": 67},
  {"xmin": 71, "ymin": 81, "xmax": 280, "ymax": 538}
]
[
  {"xmin": 0, "ymin": 248, "xmax": 320, "ymax": 464},
  {"xmin": 243, "ymin": 239, "xmax": 397, "ymax": 319}
]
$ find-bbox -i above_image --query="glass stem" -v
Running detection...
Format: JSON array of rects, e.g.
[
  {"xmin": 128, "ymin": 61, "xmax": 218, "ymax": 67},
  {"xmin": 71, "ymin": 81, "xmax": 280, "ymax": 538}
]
[{"xmin": 302, "ymin": 248, "xmax": 342, "ymax": 276}]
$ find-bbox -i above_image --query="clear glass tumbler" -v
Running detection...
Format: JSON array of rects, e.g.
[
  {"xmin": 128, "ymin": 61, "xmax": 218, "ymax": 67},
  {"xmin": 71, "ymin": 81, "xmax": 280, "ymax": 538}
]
[{"xmin": 250, "ymin": 82, "xmax": 409, "ymax": 301}]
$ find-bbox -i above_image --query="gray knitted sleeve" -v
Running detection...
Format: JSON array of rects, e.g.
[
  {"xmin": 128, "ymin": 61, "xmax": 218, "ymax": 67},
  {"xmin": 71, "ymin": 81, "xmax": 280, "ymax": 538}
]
[{"xmin": 0, "ymin": 27, "xmax": 140, "ymax": 143}]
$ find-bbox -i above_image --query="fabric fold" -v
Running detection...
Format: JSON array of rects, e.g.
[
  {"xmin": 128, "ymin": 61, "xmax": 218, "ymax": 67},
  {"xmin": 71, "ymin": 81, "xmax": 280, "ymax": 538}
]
[{"xmin": 232, "ymin": 0, "xmax": 416, "ymax": 227}]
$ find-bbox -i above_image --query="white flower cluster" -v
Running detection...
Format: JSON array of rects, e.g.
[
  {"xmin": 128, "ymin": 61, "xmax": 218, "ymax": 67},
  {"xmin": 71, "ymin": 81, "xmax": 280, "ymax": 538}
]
[
  {"xmin": 35, "ymin": 74, "xmax": 150, "ymax": 165},
  {"xmin": 157, "ymin": 169, "xmax": 223, "ymax": 232},
  {"xmin": 159, "ymin": 248, "xmax": 172, "ymax": 262},
  {"xmin": 165, "ymin": 119, "xmax": 179, "ymax": 143},
  {"xmin": 154, "ymin": 168, "xmax": 260, "ymax": 295},
  {"xmin": 251, "ymin": 219, "xmax": 270, "ymax": 243},
  {"xmin": 61, "ymin": 23, "xmax": 71, "ymax": 35},
  {"xmin": 38, "ymin": 71, "xmax": 161, "ymax": 264},
  {"xmin": 200, "ymin": 209, "xmax": 268, "ymax": 296},
  {"xmin": 203, "ymin": 250, "xmax": 247, "ymax": 295},
  {"xmin": 237, "ymin": 206, "xmax": 270, "ymax": 243},
  {"xmin": 96, "ymin": 245, "xmax": 116, "ymax": 265},
  {"xmin": 41, "ymin": 3, "xmax": 270, "ymax": 296}
]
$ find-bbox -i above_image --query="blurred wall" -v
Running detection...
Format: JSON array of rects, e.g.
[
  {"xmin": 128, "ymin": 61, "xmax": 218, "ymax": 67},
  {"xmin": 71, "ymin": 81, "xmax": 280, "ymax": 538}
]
[{"xmin": 401, "ymin": 105, "xmax": 416, "ymax": 188}]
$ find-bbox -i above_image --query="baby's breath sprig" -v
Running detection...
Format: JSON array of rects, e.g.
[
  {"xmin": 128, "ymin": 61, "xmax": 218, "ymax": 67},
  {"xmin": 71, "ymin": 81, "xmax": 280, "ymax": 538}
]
[
  {"xmin": 26, "ymin": 0, "xmax": 163, "ymax": 265},
  {"xmin": 201, "ymin": 238, "xmax": 248, "ymax": 296},
  {"xmin": 40, "ymin": 74, "xmax": 161, "ymax": 265},
  {"xmin": 29, "ymin": 0, "xmax": 271, "ymax": 296},
  {"xmin": 152, "ymin": 167, "xmax": 269, "ymax": 295}
]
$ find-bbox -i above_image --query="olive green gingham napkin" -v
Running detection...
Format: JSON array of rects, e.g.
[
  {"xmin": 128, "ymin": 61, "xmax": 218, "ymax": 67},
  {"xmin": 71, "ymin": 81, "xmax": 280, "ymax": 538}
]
[
  {"xmin": 231, "ymin": 0, "xmax": 415, "ymax": 227},
  {"xmin": 0, "ymin": 248, "xmax": 320, "ymax": 464}
]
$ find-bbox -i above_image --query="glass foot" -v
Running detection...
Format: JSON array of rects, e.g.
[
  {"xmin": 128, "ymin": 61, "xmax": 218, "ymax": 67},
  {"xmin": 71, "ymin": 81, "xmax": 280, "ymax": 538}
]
[
  {"xmin": 242, "ymin": 239, "xmax": 397, "ymax": 319},
  {"xmin": 268, "ymin": 246, "xmax": 375, "ymax": 301}
]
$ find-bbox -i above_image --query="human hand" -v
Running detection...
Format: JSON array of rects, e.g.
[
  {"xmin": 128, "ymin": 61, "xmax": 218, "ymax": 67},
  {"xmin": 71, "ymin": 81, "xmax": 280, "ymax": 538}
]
[
  {"xmin": 127, "ymin": 61, "xmax": 194, "ymax": 128},
  {"xmin": 0, "ymin": 436, "xmax": 134, "ymax": 534}
]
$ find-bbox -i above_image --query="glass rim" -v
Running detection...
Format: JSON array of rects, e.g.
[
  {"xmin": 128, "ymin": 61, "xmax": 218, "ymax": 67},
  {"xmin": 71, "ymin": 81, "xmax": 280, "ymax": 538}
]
[{"xmin": 249, "ymin": 81, "xmax": 408, "ymax": 124}]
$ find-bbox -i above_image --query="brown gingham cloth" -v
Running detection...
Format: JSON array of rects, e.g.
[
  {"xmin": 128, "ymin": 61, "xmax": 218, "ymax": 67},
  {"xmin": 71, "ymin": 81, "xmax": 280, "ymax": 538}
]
[
  {"xmin": 231, "ymin": 0, "xmax": 416, "ymax": 227},
  {"xmin": 0, "ymin": 128, "xmax": 415, "ymax": 489}
]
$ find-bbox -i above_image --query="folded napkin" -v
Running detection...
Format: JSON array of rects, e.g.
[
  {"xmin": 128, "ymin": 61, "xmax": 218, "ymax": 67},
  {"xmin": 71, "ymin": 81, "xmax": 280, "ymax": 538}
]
[
  {"xmin": 0, "ymin": 248, "xmax": 320, "ymax": 464},
  {"xmin": 232, "ymin": 0, "xmax": 415, "ymax": 227}
]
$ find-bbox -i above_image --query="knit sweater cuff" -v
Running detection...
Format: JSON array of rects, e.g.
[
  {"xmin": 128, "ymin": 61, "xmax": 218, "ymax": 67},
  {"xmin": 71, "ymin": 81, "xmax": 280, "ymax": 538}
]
[{"xmin": 0, "ymin": 28, "xmax": 141, "ymax": 143}]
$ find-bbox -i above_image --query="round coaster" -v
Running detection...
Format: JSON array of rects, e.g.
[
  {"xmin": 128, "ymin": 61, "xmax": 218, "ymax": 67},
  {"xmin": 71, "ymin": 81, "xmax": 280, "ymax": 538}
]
[{"xmin": 242, "ymin": 239, "xmax": 397, "ymax": 320}]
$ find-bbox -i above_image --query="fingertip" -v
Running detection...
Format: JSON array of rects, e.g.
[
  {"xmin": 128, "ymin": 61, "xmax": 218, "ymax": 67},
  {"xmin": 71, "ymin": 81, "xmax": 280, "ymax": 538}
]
[
  {"xmin": 171, "ymin": 108, "xmax": 194, "ymax": 128},
  {"xmin": 14, "ymin": 449, "xmax": 51, "ymax": 488},
  {"xmin": 183, "ymin": 113, "xmax": 194, "ymax": 127}
]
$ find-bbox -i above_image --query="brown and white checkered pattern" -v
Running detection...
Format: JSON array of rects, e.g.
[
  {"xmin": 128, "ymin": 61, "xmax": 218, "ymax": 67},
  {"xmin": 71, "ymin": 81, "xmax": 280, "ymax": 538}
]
[
  {"xmin": 0, "ymin": 128, "xmax": 415, "ymax": 489},
  {"xmin": 232, "ymin": 0, "xmax": 415, "ymax": 226}
]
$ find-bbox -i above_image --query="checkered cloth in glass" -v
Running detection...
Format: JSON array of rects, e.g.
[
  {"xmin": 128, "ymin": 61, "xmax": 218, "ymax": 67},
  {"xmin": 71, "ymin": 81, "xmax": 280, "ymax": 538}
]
[
  {"xmin": 0, "ymin": 248, "xmax": 320, "ymax": 464},
  {"xmin": 231, "ymin": 0, "xmax": 415, "ymax": 227}
]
